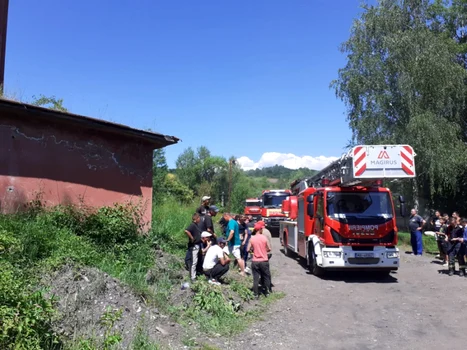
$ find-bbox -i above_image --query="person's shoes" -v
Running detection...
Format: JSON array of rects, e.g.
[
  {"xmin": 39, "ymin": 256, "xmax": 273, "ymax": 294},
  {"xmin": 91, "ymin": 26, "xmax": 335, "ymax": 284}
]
[
  {"xmin": 208, "ymin": 279, "xmax": 221, "ymax": 286},
  {"xmin": 442, "ymin": 262, "xmax": 448, "ymax": 267},
  {"xmin": 245, "ymin": 266, "xmax": 252, "ymax": 274},
  {"xmin": 449, "ymin": 269, "xmax": 454, "ymax": 276},
  {"xmin": 460, "ymin": 269, "xmax": 465, "ymax": 277}
]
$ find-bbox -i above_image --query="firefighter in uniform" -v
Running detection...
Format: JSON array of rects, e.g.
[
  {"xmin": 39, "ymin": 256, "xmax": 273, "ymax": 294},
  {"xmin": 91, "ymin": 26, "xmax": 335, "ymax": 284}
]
[{"xmin": 447, "ymin": 217, "xmax": 465, "ymax": 276}]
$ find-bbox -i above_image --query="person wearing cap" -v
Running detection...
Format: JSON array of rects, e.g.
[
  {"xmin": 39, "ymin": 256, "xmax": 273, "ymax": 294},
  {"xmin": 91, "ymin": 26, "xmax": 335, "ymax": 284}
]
[
  {"xmin": 200, "ymin": 231, "xmax": 213, "ymax": 253},
  {"xmin": 203, "ymin": 237, "xmax": 231, "ymax": 285},
  {"xmin": 197, "ymin": 231, "xmax": 213, "ymax": 273},
  {"xmin": 196, "ymin": 196, "xmax": 211, "ymax": 216},
  {"xmin": 248, "ymin": 222, "xmax": 272, "ymax": 297}
]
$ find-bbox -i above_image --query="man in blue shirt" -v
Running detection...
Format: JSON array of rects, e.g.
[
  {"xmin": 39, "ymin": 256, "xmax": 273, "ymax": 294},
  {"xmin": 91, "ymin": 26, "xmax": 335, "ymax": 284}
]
[
  {"xmin": 223, "ymin": 212, "xmax": 245, "ymax": 276},
  {"xmin": 409, "ymin": 209, "xmax": 425, "ymax": 255}
]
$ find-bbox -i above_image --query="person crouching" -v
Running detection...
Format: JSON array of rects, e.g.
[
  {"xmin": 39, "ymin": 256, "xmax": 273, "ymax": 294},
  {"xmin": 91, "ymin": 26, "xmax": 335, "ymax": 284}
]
[
  {"xmin": 202, "ymin": 237, "xmax": 231, "ymax": 285},
  {"xmin": 248, "ymin": 222, "xmax": 272, "ymax": 298}
]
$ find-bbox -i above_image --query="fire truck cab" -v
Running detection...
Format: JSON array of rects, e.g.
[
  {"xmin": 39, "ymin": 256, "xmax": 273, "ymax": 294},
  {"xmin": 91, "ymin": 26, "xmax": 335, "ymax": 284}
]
[
  {"xmin": 243, "ymin": 198, "xmax": 262, "ymax": 221},
  {"xmin": 260, "ymin": 189, "xmax": 291, "ymax": 232}
]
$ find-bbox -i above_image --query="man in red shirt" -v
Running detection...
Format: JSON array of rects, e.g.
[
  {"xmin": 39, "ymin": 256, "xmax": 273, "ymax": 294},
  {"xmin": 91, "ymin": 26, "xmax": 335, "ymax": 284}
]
[{"xmin": 247, "ymin": 222, "xmax": 272, "ymax": 297}]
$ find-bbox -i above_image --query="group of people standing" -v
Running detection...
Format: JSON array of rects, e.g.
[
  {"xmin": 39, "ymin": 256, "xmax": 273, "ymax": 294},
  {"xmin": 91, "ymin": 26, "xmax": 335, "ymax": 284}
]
[
  {"xmin": 184, "ymin": 196, "xmax": 274, "ymax": 297},
  {"xmin": 409, "ymin": 209, "xmax": 467, "ymax": 276}
]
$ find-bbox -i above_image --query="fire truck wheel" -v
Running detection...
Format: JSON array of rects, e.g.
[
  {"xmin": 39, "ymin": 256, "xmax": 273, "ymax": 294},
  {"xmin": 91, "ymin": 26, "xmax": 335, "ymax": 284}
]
[{"xmin": 308, "ymin": 246, "xmax": 324, "ymax": 277}]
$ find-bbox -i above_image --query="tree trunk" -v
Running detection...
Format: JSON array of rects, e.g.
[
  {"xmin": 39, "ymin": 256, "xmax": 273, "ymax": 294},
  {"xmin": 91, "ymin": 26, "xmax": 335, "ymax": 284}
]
[{"xmin": 412, "ymin": 178, "xmax": 419, "ymax": 211}]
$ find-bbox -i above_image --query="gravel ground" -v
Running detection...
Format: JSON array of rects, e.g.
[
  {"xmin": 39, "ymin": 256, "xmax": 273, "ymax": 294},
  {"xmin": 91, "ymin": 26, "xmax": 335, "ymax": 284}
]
[
  {"xmin": 45, "ymin": 265, "xmax": 185, "ymax": 349},
  {"xmin": 218, "ymin": 238, "xmax": 467, "ymax": 350}
]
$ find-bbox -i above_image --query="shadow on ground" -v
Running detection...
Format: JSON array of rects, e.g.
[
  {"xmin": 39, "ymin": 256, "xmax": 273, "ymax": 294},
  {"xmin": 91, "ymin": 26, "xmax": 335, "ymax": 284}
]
[{"xmin": 280, "ymin": 249, "xmax": 398, "ymax": 284}]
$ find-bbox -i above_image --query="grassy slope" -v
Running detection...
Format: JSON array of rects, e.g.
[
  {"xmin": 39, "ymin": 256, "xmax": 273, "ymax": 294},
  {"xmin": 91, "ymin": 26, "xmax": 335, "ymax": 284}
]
[{"xmin": 0, "ymin": 198, "xmax": 281, "ymax": 349}]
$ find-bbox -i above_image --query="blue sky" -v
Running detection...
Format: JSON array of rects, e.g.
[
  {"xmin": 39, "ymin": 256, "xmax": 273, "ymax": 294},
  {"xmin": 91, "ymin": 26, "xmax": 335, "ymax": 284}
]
[{"xmin": 5, "ymin": 0, "xmax": 370, "ymax": 169}]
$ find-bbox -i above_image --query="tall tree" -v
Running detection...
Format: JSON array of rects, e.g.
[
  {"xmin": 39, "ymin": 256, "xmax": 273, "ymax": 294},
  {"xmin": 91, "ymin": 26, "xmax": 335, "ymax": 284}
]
[
  {"xmin": 152, "ymin": 149, "xmax": 168, "ymax": 204},
  {"xmin": 332, "ymin": 0, "xmax": 467, "ymax": 210}
]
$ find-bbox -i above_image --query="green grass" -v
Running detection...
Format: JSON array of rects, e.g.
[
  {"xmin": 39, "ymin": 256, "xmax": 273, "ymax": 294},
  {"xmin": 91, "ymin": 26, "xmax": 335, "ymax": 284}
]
[
  {"xmin": 398, "ymin": 231, "xmax": 439, "ymax": 254},
  {"xmin": 151, "ymin": 197, "xmax": 198, "ymax": 255},
  {"xmin": 0, "ymin": 198, "xmax": 285, "ymax": 349}
]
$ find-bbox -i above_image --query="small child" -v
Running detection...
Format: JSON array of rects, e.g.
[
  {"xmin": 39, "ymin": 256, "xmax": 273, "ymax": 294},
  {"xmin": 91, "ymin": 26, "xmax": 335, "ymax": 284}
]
[{"xmin": 436, "ymin": 217, "xmax": 448, "ymax": 266}]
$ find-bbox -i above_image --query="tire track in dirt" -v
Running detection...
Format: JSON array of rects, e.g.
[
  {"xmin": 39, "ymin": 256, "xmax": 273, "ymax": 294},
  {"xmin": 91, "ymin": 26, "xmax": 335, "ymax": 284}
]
[{"xmin": 218, "ymin": 238, "xmax": 467, "ymax": 350}]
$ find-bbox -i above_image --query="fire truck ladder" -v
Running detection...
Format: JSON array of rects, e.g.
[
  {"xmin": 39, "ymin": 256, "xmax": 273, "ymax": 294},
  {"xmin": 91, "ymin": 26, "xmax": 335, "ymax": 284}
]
[{"xmin": 291, "ymin": 145, "xmax": 416, "ymax": 195}]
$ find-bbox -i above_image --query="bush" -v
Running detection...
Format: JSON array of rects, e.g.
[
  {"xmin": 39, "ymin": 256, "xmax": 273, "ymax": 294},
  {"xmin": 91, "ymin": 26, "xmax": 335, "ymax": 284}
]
[
  {"xmin": 0, "ymin": 261, "xmax": 58, "ymax": 350},
  {"xmin": 151, "ymin": 197, "xmax": 196, "ymax": 255},
  {"xmin": 84, "ymin": 203, "xmax": 143, "ymax": 247}
]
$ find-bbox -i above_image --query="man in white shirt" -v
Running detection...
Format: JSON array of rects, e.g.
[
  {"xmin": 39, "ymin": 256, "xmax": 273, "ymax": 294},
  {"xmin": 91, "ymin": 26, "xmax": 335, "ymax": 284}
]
[{"xmin": 203, "ymin": 238, "xmax": 231, "ymax": 285}]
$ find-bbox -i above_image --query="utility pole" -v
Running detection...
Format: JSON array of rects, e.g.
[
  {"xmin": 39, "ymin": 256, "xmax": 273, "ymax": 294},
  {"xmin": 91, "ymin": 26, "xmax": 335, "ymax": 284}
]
[
  {"xmin": 0, "ymin": 0, "xmax": 9, "ymax": 94},
  {"xmin": 227, "ymin": 159, "xmax": 236, "ymax": 213}
]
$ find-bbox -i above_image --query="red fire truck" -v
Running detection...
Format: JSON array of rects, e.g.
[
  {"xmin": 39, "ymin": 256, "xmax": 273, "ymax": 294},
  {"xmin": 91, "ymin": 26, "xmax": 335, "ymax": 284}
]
[
  {"xmin": 279, "ymin": 145, "xmax": 415, "ymax": 276},
  {"xmin": 260, "ymin": 189, "xmax": 291, "ymax": 232},
  {"xmin": 243, "ymin": 198, "xmax": 262, "ymax": 221}
]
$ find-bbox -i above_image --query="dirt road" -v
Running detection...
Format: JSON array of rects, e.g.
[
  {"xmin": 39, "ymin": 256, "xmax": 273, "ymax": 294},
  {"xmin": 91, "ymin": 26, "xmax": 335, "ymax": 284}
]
[{"xmin": 221, "ymin": 237, "xmax": 467, "ymax": 350}]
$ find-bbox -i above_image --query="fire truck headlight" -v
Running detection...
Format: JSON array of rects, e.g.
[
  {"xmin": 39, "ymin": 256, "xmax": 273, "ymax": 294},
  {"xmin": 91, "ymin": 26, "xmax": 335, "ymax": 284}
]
[
  {"xmin": 386, "ymin": 251, "xmax": 399, "ymax": 259},
  {"xmin": 323, "ymin": 251, "xmax": 342, "ymax": 258}
]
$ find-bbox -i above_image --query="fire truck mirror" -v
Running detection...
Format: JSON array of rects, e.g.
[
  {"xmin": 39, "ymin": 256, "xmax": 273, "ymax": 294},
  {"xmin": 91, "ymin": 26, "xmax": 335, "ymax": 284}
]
[
  {"xmin": 307, "ymin": 203, "xmax": 314, "ymax": 218},
  {"xmin": 319, "ymin": 216, "xmax": 324, "ymax": 226},
  {"xmin": 398, "ymin": 195, "xmax": 405, "ymax": 203},
  {"xmin": 306, "ymin": 194, "xmax": 314, "ymax": 203},
  {"xmin": 400, "ymin": 202, "xmax": 406, "ymax": 218}
]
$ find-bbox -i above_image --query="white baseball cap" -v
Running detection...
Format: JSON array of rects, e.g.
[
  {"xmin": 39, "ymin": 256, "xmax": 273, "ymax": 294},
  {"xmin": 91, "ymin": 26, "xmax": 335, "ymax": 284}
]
[
  {"xmin": 202, "ymin": 196, "xmax": 211, "ymax": 201},
  {"xmin": 201, "ymin": 231, "xmax": 212, "ymax": 238}
]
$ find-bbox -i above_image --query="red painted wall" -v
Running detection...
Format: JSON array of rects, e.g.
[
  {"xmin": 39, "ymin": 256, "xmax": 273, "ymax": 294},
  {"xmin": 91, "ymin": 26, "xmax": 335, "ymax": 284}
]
[{"xmin": 0, "ymin": 114, "xmax": 155, "ymax": 229}]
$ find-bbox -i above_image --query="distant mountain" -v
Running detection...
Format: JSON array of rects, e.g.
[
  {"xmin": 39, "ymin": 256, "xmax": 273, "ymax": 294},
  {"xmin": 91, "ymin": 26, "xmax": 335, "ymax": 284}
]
[{"xmin": 244, "ymin": 165, "xmax": 317, "ymax": 180}]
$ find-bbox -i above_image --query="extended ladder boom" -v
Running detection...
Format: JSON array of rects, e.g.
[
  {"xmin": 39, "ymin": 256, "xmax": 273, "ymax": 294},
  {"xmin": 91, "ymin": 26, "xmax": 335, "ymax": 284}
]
[{"xmin": 291, "ymin": 145, "xmax": 416, "ymax": 194}]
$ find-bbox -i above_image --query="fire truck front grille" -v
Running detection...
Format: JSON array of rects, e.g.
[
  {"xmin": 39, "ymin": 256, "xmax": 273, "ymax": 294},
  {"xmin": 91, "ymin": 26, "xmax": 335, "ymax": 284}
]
[{"xmin": 347, "ymin": 258, "xmax": 380, "ymax": 265}]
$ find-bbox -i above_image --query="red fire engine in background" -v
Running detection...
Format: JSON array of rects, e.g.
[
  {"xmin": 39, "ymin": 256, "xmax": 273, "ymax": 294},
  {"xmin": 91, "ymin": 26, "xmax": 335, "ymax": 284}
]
[
  {"xmin": 279, "ymin": 145, "xmax": 416, "ymax": 277},
  {"xmin": 260, "ymin": 189, "xmax": 291, "ymax": 232},
  {"xmin": 243, "ymin": 198, "xmax": 262, "ymax": 221}
]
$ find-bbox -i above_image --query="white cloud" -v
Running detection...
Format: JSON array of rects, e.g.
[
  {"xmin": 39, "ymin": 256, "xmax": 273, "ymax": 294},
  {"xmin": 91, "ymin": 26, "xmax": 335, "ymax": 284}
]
[{"xmin": 237, "ymin": 152, "xmax": 339, "ymax": 171}]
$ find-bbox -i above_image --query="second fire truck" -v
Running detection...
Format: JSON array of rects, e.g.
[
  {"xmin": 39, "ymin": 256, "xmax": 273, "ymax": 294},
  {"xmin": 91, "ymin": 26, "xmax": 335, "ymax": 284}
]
[
  {"xmin": 279, "ymin": 145, "xmax": 415, "ymax": 276},
  {"xmin": 244, "ymin": 198, "xmax": 262, "ymax": 221},
  {"xmin": 260, "ymin": 189, "xmax": 291, "ymax": 232}
]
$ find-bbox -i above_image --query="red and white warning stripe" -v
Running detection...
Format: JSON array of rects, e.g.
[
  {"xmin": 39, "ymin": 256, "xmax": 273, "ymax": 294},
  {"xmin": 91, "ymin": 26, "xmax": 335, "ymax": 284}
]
[
  {"xmin": 400, "ymin": 145, "xmax": 415, "ymax": 176},
  {"xmin": 353, "ymin": 146, "xmax": 367, "ymax": 176}
]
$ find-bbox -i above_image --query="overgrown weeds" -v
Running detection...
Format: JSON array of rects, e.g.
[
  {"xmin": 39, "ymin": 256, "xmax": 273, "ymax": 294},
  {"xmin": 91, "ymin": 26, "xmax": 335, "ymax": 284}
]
[{"xmin": 0, "ymin": 198, "xmax": 282, "ymax": 348}]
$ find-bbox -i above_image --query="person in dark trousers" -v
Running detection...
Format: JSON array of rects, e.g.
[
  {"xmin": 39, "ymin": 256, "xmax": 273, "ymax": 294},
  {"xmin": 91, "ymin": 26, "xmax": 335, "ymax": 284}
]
[
  {"xmin": 241, "ymin": 217, "xmax": 252, "ymax": 263},
  {"xmin": 409, "ymin": 208, "xmax": 425, "ymax": 255},
  {"xmin": 202, "ymin": 238, "xmax": 231, "ymax": 285},
  {"xmin": 184, "ymin": 213, "xmax": 202, "ymax": 281},
  {"xmin": 248, "ymin": 222, "xmax": 272, "ymax": 298},
  {"xmin": 447, "ymin": 217, "xmax": 466, "ymax": 276},
  {"xmin": 436, "ymin": 217, "xmax": 449, "ymax": 266}
]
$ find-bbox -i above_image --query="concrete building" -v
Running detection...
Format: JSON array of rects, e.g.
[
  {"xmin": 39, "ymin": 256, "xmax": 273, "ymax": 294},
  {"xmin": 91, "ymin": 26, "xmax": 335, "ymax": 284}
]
[{"xmin": 0, "ymin": 98, "xmax": 178, "ymax": 227}]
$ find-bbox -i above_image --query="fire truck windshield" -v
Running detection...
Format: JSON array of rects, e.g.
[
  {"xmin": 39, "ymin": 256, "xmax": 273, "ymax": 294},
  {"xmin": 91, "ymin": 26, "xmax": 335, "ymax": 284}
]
[
  {"xmin": 245, "ymin": 200, "xmax": 261, "ymax": 207},
  {"xmin": 326, "ymin": 192, "xmax": 393, "ymax": 221},
  {"xmin": 262, "ymin": 194, "xmax": 288, "ymax": 208}
]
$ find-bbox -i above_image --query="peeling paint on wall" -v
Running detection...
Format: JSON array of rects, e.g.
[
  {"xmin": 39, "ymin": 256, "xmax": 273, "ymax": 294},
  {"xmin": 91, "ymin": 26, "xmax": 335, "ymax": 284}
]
[{"xmin": 0, "ymin": 117, "xmax": 155, "ymax": 227}]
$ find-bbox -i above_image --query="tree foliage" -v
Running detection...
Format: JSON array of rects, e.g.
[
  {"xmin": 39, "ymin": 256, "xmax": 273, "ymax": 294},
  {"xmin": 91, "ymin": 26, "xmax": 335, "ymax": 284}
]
[
  {"xmin": 333, "ymin": 0, "xmax": 467, "ymax": 213},
  {"xmin": 31, "ymin": 94, "xmax": 68, "ymax": 112}
]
